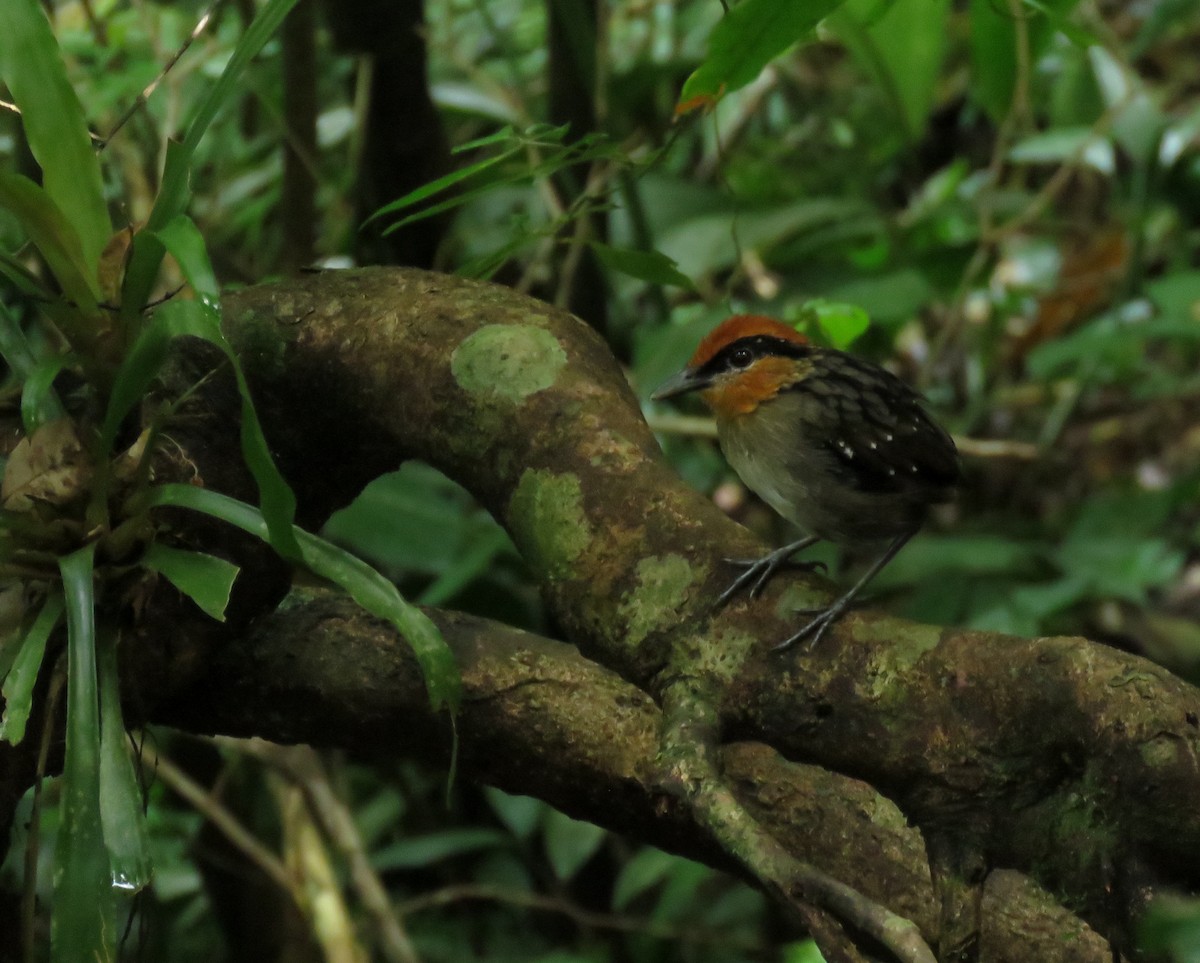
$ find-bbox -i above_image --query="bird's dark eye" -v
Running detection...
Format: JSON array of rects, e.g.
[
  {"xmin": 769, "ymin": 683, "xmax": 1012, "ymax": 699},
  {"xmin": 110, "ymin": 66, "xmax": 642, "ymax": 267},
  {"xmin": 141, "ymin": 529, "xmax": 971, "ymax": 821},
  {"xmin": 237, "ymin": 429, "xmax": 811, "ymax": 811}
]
[{"xmin": 729, "ymin": 346, "xmax": 754, "ymax": 368}]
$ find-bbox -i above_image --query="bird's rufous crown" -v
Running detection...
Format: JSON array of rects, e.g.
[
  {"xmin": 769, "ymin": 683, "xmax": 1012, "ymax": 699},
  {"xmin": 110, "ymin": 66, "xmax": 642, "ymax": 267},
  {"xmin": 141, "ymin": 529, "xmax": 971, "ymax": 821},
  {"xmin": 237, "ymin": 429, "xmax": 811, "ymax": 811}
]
[{"xmin": 688, "ymin": 315, "xmax": 808, "ymax": 368}]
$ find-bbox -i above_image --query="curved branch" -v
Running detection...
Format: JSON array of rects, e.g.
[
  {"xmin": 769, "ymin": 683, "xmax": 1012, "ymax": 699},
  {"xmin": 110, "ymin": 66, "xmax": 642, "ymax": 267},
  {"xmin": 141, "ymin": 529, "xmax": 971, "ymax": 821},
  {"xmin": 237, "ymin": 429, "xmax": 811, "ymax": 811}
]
[
  {"xmin": 149, "ymin": 588, "xmax": 1108, "ymax": 962},
  {"xmin": 210, "ymin": 267, "xmax": 1200, "ymax": 906},
  {"xmin": 0, "ymin": 264, "xmax": 1175, "ymax": 960}
]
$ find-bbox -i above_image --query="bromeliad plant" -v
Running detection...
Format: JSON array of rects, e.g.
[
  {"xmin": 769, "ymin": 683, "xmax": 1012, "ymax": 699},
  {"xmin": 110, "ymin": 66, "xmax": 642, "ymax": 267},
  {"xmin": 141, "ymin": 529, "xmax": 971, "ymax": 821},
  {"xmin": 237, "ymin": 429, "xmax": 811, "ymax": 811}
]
[{"xmin": 0, "ymin": 2, "xmax": 459, "ymax": 959}]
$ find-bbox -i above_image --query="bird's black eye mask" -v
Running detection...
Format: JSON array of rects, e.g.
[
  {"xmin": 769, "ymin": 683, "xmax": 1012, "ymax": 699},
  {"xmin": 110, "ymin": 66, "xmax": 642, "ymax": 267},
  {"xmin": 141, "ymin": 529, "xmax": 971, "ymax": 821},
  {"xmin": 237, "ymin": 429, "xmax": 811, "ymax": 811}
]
[{"xmin": 698, "ymin": 335, "xmax": 811, "ymax": 377}]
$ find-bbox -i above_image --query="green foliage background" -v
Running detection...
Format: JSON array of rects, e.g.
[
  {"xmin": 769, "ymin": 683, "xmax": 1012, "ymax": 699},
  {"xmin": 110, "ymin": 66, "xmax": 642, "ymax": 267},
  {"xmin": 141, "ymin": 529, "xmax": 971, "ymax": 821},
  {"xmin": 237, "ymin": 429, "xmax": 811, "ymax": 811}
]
[{"xmin": 2, "ymin": 0, "xmax": 1200, "ymax": 960}]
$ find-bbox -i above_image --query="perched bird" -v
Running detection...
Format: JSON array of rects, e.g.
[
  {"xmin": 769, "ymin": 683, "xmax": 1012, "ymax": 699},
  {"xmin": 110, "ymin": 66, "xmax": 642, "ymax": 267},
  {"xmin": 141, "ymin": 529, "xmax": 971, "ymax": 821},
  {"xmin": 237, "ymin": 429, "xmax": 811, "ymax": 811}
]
[{"xmin": 653, "ymin": 315, "xmax": 959, "ymax": 649}]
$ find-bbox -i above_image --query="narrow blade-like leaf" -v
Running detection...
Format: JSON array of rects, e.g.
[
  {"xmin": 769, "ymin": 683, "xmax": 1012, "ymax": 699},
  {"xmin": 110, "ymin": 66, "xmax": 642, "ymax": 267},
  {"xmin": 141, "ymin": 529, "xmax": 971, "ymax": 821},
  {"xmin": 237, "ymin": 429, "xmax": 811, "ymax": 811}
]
[
  {"xmin": 0, "ymin": 172, "xmax": 102, "ymax": 315},
  {"xmin": 121, "ymin": 0, "xmax": 303, "ymax": 320},
  {"xmin": 0, "ymin": 0, "xmax": 110, "ymax": 273},
  {"xmin": 0, "ymin": 591, "xmax": 64, "ymax": 746},
  {"xmin": 145, "ymin": 300, "xmax": 301, "ymax": 561},
  {"xmin": 53, "ymin": 545, "xmax": 116, "ymax": 963},
  {"xmin": 97, "ymin": 625, "xmax": 152, "ymax": 893},
  {"xmin": 146, "ymin": 484, "xmax": 461, "ymax": 711}
]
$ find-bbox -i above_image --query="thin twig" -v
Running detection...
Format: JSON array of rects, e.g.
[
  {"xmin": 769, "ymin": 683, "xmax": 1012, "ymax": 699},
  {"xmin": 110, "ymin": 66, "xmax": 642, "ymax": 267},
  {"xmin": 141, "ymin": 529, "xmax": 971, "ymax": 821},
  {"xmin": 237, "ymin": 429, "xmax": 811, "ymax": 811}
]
[
  {"xmin": 97, "ymin": 2, "xmax": 223, "ymax": 151},
  {"xmin": 393, "ymin": 883, "xmax": 764, "ymax": 950},
  {"xmin": 145, "ymin": 745, "xmax": 295, "ymax": 895},
  {"xmin": 229, "ymin": 739, "xmax": 421, "ymax": 963}
]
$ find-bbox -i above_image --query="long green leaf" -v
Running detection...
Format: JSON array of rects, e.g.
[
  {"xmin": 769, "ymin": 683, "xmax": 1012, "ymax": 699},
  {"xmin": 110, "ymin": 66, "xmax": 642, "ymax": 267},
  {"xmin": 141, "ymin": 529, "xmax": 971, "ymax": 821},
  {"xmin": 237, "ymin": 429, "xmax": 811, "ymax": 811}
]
[
  {"xmin": 679, "ymin": 0, "xmax": 849, "ymax": 107},
  {"xmin": 0, "ymin": 0, "xmax": 110, "ymax": 274},
  {"xmin": 366, "ymin": 143, "xmax": 522, "ymax": 224},
  {"xmin": 107, "ymin": 209, "xmax": 300, "ymax": 559},
  {"xmin": 146, "ymin": 484, "xmax": 461, "ymax": 712},
  {"xmin": 589, "ymin": 242, "xmax": 696, "ymax": 290},
  {"xmin": 121, "ymin": 0, "xmax": 303, "ymax": 319},
  {"xmin": 0, "ymin": 591, "xmax": 64, "ymax": 746},
  {"xmin": 97, "ymin": 625, "xmax": 152, "ymax": 894},
  {"xmin": 0, "ymin": 172, "xmax": 102, "ymax": 316},
  {"xmin": 145, "ymin": 298, "xmax": 301, "ymax": 561},
  {"xmin": 21, "ymin": 355, "xmax": 70, "ymax": 433},
  {"xmin": 141, "ymin": 543, "xmax": 238, "ymax": 622},
  {"xmin": 153, "ymin": 216, "xmax": 221, "ymax": 311},
  {"xmin": 53, "ymin": 545, "xmax": 115, "ymax": 963},
  {"xmin": 0, "ymin": 299, "xmax": 39, "ymax": 379}
]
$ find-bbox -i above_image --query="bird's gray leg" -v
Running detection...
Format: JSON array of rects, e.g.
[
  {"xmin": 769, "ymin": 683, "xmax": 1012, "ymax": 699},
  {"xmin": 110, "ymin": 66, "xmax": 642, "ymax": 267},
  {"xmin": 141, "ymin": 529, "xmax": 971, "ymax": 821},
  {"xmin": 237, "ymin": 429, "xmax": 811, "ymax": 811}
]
[
  {"xmin": 774, "ymin": 529, "xmax": 915, "ymax": 651},
  {"xmin": 716, "ymin": 534, "xmax": 822, "ymax": 608}
]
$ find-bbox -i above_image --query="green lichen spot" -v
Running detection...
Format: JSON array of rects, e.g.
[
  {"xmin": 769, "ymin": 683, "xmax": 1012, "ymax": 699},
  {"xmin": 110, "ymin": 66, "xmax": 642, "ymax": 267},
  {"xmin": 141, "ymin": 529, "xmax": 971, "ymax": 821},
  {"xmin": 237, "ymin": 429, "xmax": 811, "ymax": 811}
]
[
  {"xmin": 863, "ymin": 622, "xmax": 941, "ymax": 699},
  {"xmin": 451, "ymin": 325, "xmax": 567, "ymax": 402},
  {"xmin": 509, "ymin": 470, "xmax": 590, "ymax": 580},
  {"xmin": 619, "ymin": 554, "xmax": 701, "ymax": 648},
  {"xmin": 689, "ymin": 627, "xmax": 757, "ymax": 684}
]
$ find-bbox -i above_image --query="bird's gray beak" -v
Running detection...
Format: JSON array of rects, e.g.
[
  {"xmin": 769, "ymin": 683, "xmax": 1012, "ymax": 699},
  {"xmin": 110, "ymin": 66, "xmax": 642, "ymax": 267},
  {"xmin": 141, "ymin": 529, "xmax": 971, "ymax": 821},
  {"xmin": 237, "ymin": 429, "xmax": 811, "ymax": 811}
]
[{"xmin": 651, "ymin": 367, "xmax": 709, "ymax": 401}]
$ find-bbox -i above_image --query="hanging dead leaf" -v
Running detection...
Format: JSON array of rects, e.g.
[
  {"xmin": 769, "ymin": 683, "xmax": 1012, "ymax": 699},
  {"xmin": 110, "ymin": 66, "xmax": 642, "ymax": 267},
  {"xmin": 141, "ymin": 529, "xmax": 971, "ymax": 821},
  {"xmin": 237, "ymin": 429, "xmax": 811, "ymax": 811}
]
[
  {"xmin": 99, "ymin": 225, "xmax": 137, "ymax": 305},
  {"xmin": 2, "ymin": 419, "xmax": 92, "ymax": 512}
]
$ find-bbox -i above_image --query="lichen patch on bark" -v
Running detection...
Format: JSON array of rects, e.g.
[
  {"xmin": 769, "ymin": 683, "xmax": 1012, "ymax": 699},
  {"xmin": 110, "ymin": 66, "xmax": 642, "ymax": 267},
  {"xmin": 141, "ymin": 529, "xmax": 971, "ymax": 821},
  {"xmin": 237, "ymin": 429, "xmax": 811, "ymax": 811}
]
[
  {"xmin": 508, "ymin": 469, "xmax": 591, "ymax": 581},
  {"xmin": 618, "ymin": 554, "xmax": 703, "ymax": 648},
  {"xmin": 451, "ymin": 324, "xmax": 567, "ymax": 403}
]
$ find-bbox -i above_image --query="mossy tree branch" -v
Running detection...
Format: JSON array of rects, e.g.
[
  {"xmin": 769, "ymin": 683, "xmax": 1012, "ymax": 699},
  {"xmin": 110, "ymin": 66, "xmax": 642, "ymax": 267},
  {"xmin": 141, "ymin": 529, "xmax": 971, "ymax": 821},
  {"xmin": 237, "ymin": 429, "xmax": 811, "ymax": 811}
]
[{"xmin": 2, "ymin": 266, "xmax": 1193, "ymax": 962}]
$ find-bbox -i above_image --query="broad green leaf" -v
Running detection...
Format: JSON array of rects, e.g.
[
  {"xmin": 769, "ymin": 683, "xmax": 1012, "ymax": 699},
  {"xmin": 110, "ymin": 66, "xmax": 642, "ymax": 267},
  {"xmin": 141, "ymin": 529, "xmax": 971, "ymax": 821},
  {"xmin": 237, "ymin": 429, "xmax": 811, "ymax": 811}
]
[
  {"xmin": 121, "ymin": 0, "xmax": 303, "ymax": 320},
  {"xmin": 145, "ymin": 484, "xmax": 461, "ymax": 712},
  {"xmin": 679, "ymin": 0, "xmax": 848, "ymax": 108},
  {"xmin": 1139, "ymin": 896, "xmax": 1200, "ymax": 960},
  {"xmin": 53, "ymin": 545, "xmax": 116, "ymax": 963},
  {"xmin": 370, "ymin": 829, "xmax": 508, "ymax": 872},
  {"xmin": 1009, "ymin": 128, "xmax": 1115, "ymax": 174},
  {"xmin": 419, "ymin": 527, "xmax": 513, "ymax": 607},
  {"xmin": 0, "ymin": 172, "xmax": 102, "ymax": 316},
  {"xmin": 969, "ymin": 0, "xmax": 1082, "ymax": 120},
  {"xmin": 612, "ymin": 847, "xmax": 679, "ymax": 910},
  {"xmin": 0, "ymin": 0, "xmax": 110, "ymax": 274},
  {"xmin": 829, "ymin": 0, "xmax": 949, "ymax": 142},
  {"xmin": 542, "ymin": 809, "xmax": 606, "ymax": 881},
  {"xmin": 657, "ymin": 197, "xmax": 873, "ymax": 278},
  {"xmin": 1086, "ymin": 48, "xmax": 1168, "ymax": 161},
  {"xmin": 141, "ymin": 300, "xmax": 301, "ymax": 562},
  {"xmin": 141, "ymin": 543, "xmax": 238, "ymax": 622},
  {"xmin": 784, "ymin": 939, "xmax": 829, "ymax": 963},
  {"xmin": 803, "ymin": 299, "xmax": 871, "ymax": 349},
  {"xmin": 0, "ymin": 592, "xmax": 64, "ymax": 746},
  {"xmin": 97, "ymin": 625, "xmax": 152, "ymax": 893},
  {"xmin": 589, "ymin": 242, "xmax": 695, "ymax": 290},
  {"xmin": 483, "ymin": 787, "xmax": 545, "ymax": 841},
  {"xmin": 649, "ymin": 858, "xmax": 715, "ymax": 923}
]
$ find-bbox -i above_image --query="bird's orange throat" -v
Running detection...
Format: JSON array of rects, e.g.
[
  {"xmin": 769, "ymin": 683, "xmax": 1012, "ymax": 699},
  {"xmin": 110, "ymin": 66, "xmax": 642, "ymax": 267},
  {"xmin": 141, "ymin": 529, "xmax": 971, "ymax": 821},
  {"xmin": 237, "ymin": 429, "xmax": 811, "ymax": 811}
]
[{"xmin": 700, "ymin": 356, "xmax": 801, "ymax": 417}]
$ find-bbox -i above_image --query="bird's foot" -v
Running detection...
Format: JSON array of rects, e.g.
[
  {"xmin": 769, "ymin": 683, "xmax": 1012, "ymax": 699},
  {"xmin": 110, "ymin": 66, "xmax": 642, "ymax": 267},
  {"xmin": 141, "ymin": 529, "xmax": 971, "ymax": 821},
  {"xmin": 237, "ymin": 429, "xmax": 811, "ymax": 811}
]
[
  {"xmin": 714, "ymin": 537, "xmax": 823, "ymax": 608},
  {"xmin": 772, "ymin": 603, "xmax": 845, "ymax": 652}
]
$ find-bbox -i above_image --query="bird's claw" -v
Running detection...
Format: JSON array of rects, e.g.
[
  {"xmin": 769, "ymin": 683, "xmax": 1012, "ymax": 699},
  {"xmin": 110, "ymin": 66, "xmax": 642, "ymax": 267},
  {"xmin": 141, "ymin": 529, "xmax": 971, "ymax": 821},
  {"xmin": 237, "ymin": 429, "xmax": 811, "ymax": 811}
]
[
  {"xmin": 772, "ymin": 606, "xmax": 840, "ymax": 652},
  {"xmin": 722, "ymin": 556, "xmax": 828, "ymax": 577},
  {"xmin": 714, "ymin": 544, "xmax": 826, "ymax": 610}
]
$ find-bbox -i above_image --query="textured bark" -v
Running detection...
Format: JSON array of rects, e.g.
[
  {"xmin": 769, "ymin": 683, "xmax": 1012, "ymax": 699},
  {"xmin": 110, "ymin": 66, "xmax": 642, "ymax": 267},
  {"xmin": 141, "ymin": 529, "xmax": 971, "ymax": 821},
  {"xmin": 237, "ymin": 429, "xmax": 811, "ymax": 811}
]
[{"xmin": 3, "ymin": 267, "xmax": 1194, "ymax": 962}]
